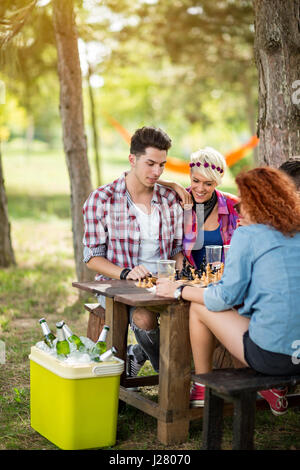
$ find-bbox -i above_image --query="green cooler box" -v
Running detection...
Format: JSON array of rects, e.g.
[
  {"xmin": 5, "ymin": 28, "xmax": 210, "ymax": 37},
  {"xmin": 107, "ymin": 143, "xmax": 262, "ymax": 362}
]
[{"xmin": 29, "ymin": 346, "xmax": 124, "ymax": 450}]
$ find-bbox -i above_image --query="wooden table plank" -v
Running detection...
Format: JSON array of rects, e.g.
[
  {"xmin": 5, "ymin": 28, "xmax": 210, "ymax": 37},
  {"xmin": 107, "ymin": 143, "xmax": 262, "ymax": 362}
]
[
  {"xmin": 114, "ymin": 292, "xmax": 176, "ymax": 307},
  {"xmin": 72, "ymin": 280, "xmax": 140, "ymax": 297},
  {"xmin": 72, "ymin": 279, "xmax": 177, "ymax": 307}
]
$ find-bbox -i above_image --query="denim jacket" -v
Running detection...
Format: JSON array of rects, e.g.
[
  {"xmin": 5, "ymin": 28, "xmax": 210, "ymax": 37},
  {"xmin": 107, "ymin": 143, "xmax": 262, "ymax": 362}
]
[{"xmin": 204, "ymin": 224, "xmax": 300, "ymax": 357}]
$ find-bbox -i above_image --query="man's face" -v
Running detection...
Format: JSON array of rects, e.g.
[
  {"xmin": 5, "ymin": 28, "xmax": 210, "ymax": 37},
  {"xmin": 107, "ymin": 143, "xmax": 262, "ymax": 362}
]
[{"xmin": 130, "ymin": 147, "xmax": 167, "ymax": 188}]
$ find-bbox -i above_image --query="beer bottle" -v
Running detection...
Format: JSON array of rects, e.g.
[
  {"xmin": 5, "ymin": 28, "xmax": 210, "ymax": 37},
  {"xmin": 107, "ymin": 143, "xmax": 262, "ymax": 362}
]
[
  {"xmin": 92, "ymin": 325, "xmax": 110, "ymax": 356},
  {"xmin": 62, "ymin": 323, "xmax": 85, "ymax": 351},
  {"xmin": 99, "ymin": 346, "xmax": 118, "ymax": 362},
  {"xmin": 56, "ymin": 321, "xmax": 70, "ymax": 357},
  {"xmin": 39, "ymin": 318, "xmax": 56, "ymax": 348}
]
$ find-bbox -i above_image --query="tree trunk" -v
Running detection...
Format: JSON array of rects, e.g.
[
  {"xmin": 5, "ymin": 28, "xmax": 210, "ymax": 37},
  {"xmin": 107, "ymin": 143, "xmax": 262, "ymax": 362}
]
[
  {"xmin": 0, "ymin": 144, "xmax": 16, "ymax": 267},
  {"xmin": 52, "ymin": 0, "xmax": 93, "ymax": 283},
  {"xmin": 87, "ymin": 63, "xmax": 101, "ymax": 187},
  {"xmin": 254, "ymin": 0, "xmax": 300, "ymax": 167}
]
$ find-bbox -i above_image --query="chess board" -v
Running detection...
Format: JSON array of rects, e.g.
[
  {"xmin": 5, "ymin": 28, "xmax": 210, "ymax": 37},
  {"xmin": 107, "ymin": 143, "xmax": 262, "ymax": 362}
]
[{"xmin": 135, "ymin": 259, "xmax": 224, "ymax": 289}]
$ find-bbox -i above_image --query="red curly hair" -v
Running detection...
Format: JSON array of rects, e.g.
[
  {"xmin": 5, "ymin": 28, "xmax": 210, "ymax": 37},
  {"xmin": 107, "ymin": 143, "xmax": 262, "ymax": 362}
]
[{"xmin": 236, "ymin": 167, "xmax": 300, "ymax": 236}]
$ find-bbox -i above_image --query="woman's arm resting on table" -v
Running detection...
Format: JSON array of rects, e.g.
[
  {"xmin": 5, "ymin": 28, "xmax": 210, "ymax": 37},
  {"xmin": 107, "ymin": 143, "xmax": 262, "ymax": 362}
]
[{"xmin": 156, "ymin": 278, "xmax": 205, "ymax": 304}]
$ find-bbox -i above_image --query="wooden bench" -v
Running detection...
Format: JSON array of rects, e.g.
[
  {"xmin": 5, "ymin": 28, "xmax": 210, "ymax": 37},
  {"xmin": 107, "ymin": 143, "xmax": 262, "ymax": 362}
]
[{"xmin": 192, "ymin": 368, "xmax": 300, "ymax": 450}]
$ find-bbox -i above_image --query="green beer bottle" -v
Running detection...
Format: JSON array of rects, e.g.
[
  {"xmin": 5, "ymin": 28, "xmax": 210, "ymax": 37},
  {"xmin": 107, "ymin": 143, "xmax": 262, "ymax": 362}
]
[
  {"xmin": 93, "ymin": 325, "xmax": 110, "ymax": 356},
  {"xmin": 39, "ymin": 318, "xmax": 56, "ymax": 348},
  {"xmin": 56, "ymin": 321, "xmax": 70, "ymax": 357},
  {"xmin": 62, "ymin": 323, "xmax": 85, "ymax": 351}
]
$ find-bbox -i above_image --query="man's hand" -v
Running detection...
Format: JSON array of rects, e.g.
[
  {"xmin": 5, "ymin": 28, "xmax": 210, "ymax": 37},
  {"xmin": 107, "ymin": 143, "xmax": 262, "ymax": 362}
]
[
  {"xmin": 156, "ymin": 278, "xmax": 182, "ymax": 298},
  {"xmin": 126, "ymin": 264, "xmax": 151, "ymax": 280}
]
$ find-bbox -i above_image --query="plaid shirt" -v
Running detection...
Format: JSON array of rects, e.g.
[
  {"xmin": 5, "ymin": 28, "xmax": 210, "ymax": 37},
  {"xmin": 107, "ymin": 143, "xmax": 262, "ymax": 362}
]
[
  {"xmin": 83, "ymin": 172, "xmax": 183, "ymax": 280},
  {"xmin": 183, "ymin": 189, "xmax": 239, "ymax": 267}
]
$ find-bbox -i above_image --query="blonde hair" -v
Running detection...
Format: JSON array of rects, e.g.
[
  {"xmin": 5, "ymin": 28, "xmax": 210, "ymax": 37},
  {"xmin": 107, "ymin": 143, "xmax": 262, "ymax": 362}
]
[{"xmin": 190, "ymin": 147, "xmax": 226, "ymax": 185}]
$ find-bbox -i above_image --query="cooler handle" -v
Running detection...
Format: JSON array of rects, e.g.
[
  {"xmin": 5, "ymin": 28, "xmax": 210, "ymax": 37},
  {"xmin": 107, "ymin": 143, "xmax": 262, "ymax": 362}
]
[{"xmin": 92, "ymin": 365, "xmax": 104, "ymax": 376}]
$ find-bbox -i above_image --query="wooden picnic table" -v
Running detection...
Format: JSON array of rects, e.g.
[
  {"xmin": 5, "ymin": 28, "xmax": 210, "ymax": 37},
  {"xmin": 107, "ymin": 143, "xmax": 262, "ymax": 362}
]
[{"xmin": 72, "ymin": 279, "xmax": 203, "ymax": 444}]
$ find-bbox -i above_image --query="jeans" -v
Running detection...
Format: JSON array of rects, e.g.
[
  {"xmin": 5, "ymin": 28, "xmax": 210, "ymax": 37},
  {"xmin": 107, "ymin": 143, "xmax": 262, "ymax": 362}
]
[{"xmin": 129, "ymin": 307, "xmax": 160, "ymax": 373}]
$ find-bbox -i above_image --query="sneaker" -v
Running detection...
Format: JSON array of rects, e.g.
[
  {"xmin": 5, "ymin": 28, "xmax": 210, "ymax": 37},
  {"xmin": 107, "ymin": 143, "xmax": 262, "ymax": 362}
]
[
  {"xmin": 258, "ymin": 387, "xmax": 288, "ymax": 416},
  {"xmin": 126, "ymin": 357, "xmax": 144, "ymax": 377},
  {"xmin": 126, "ymin": 345, "xmax": 145, "ymax": 378},
  {"xmin": 190, "ymin": 382, "xmax": 206, "ymax": 408}
]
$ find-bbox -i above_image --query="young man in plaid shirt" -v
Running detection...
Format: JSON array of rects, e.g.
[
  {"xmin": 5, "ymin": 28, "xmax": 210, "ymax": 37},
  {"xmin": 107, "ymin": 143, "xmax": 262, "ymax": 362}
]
[{"xmin": 83, "ymin": 126, "xmax": 184, "ymax": 376}]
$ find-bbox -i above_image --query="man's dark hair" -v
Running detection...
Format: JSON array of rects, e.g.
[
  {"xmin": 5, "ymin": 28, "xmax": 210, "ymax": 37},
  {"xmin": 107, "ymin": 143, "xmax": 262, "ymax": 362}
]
[
  {"xmin": 130, "ymin": 126, "xmax": 172, "ymax": 156},
  {"xmin": 279, "ymin": 158, "xmax": 300, "ymax": 190}
]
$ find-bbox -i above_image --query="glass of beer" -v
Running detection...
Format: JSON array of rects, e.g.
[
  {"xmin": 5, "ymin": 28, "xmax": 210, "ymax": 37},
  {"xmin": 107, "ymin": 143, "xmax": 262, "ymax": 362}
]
[
  {"xmin": 205, "ymin": 245, "xmax": 222, "ymax": 269},
  {"xmin": 157, "ymin": 260, "xmax": 176, "ymax": 279}
]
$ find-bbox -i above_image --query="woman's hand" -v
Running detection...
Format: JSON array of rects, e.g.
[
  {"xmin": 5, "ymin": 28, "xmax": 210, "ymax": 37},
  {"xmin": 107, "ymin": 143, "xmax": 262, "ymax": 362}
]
[
  {"xmin": 172, "ymin": 183, "xmax": 193, "ymax": 208},
  {"xmin": 157, "ymin": 179, "xmax": 193, "ymax": 208},
  {"xmin": 156, "ymin": 278, "xmax": 182, "ymax": 298}
]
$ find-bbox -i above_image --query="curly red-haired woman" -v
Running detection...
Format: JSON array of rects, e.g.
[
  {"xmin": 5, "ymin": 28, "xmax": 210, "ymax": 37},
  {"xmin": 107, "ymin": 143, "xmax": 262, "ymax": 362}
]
[{"xmin": 157, "ymin": 167, "xmax": 300, "ymax": 416}]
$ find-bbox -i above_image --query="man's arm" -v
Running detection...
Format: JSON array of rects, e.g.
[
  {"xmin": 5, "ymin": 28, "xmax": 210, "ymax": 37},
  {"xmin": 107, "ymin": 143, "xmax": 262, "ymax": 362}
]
[
  {"xmin": 172, "ymin": 251, "xmax": 184, "ymax": 271},
  {"xmin": 86, "ymin": 256, "xmax": 123, "ymax": 279},
  {"xmin": 86, "ymin": 256, "xmax": 151, "ymax": 281}
]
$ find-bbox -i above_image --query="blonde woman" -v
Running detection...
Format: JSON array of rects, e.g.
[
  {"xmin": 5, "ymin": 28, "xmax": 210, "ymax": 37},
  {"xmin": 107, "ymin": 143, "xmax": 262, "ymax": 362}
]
[{"xmin": 159, "ymin": 147, "xmax": 239, "ymax": 268}]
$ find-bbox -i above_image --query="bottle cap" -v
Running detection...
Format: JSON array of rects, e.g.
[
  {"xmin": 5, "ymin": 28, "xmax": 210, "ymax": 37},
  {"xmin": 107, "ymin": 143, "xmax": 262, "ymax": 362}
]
[
  {"xmin": 39, "ymin": 318, "xmax": 46, "ymax": 323},
  {"xmin": 56, "ymin": 321, "xmax": 65, "ymax": 328}
]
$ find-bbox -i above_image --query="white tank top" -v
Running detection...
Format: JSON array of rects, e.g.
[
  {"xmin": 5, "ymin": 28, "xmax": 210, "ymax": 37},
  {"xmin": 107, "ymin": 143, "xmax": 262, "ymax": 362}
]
[{"xmin": 133, "ymin": 203, "xmax": 161, "ymax": 274}]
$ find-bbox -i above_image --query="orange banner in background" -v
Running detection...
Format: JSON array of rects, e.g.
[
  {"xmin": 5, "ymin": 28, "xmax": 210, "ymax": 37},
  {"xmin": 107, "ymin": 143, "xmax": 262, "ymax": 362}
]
[
  {"xmin": 225, "ymin": 135, "xmax": 259, "ymax": 168},
  {"xmin": 102, "ymin": 112, "xmax": 132, "ymax": 144},
  {"xmin": 102, "ymin": 112, "xmax": 259, "ymax": 173}
]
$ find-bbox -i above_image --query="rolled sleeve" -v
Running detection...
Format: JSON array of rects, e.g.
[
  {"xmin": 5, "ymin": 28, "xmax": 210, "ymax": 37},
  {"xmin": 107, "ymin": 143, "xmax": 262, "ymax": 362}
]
[
  {"xmin": 83, "ymin": 245, "xmax": 106, "ymax": 263},
  {"xmin": 171, "ymin": 245, "xmax": 183, "ymax": 258},
  {"xmin": 83, "ymin": 191, "xmax": 107, "ymax": 248},
  {"xmin": 83, "ymin": 190, "xmax": 108, "ymax": 264},
  {"xmin": 204, "ymin": 284, "xmax": 233, "ymax": 311}
]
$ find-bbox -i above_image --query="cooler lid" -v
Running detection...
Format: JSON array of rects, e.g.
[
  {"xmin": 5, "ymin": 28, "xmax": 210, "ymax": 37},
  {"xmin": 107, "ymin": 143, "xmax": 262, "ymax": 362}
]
[{"xmin": 29, "ymin": 346, "xmax": 124, "ymax": 379}]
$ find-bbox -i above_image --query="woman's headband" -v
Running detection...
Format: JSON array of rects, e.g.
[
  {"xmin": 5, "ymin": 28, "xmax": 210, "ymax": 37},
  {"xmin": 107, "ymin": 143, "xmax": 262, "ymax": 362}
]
[{"xmin": 189, "ymin": 161, "xmax": 224, "ymax": 174}]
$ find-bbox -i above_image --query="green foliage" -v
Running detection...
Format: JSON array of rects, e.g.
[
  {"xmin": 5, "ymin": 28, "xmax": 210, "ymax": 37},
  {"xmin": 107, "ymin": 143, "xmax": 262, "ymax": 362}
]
[
  {"xmin": 0, "ymin": 0, "xmax": 258, "ymax": 159},
  {"xmin": 230, "ymin": 151, "xmax": 255, "ymax": 178}
]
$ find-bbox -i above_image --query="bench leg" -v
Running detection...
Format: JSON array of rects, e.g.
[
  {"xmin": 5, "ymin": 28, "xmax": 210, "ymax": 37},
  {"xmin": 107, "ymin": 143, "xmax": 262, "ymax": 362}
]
[
  {"xmin": 202, "ymin": 388, "xmax": 224, "ymax": 450},
  {"xmin": 232, "ymin": 391, "xmax": 256, "ymax": 450}
]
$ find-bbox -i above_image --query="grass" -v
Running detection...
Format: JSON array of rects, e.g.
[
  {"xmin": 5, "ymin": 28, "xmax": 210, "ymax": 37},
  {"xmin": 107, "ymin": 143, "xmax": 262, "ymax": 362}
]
[{"xmin": 0, "ymin": 144, "xmax": 299, "ymax": 451}]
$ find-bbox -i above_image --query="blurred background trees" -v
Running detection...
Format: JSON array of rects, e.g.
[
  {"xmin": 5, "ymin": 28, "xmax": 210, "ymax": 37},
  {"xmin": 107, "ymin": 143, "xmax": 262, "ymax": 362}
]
[{"xmin": 1, "ymin": 0, "xmax": 258, "ymax": 164}]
